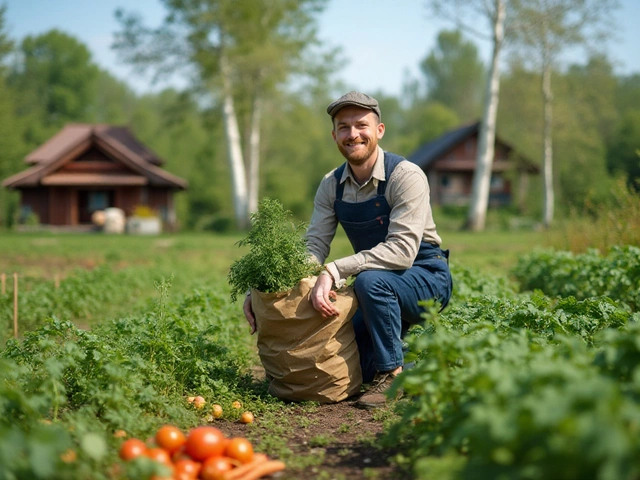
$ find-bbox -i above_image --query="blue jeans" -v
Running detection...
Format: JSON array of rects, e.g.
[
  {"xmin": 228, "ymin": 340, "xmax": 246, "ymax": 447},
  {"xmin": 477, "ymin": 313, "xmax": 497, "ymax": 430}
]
[{"xmin": 351, "ymin": 247, "xmax": 452, "ymax": 383}]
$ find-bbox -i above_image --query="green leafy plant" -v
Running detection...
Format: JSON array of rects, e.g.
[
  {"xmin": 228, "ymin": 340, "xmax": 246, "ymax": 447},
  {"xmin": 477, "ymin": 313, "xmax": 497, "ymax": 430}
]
[{"xmin": 227, "ymin": 198, "xmax": 321, "ymax": 302}]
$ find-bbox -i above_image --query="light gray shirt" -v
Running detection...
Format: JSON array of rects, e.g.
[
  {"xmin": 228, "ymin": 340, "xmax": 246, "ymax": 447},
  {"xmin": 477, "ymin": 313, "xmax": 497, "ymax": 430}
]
[{"xmin": 306, "ymin": 146, "xmax": 442, "ymax": 286}]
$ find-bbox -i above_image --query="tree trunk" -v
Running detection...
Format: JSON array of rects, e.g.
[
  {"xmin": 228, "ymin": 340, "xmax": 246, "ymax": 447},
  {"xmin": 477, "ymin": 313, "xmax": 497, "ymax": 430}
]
[
  {"xmin": 541, "ymin": 56, "xmax": 554, "ymax": 228},
  {"xmin": 465, "ymin": 0, "xmax": 506, "ymax": 231},
  {"xmin": 220, "ymin": 56, "xmax": 249, "ymax": 230},
  {"xmin": 247, "ymin": 94, "xmax": 262, "ymax": 215}
]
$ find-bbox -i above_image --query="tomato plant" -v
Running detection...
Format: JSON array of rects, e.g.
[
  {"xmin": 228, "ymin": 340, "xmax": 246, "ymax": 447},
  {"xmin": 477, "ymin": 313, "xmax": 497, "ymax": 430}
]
[
  {"xmin": 184, "ymin": 426, "xmax": 226, "ymax": 461},
  {"xmin": 225, "ymin": 437, "xmax": 254, "ymax": 464},
  {"xmin": 155, "ymin": 425, "xmax": 186, "ymax": 453},
  {"xmin": 119, "ymin": 438, "xmax": 147, "ymax": 461}
]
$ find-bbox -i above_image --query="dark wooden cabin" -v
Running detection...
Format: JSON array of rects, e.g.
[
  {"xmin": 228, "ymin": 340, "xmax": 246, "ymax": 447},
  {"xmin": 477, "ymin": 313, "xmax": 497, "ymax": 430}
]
[
  {"xmin": 2, "ymin": 124, "xmax": 188, "ymax": 230},
  {"xmin": 408, "ymin": 122, "xmax": 539, "ymax": 207}
]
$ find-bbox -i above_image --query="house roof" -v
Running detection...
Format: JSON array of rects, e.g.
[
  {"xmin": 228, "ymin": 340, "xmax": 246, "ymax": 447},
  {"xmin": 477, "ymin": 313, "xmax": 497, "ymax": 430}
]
[
  {"xmin": 407, "ymin": 121, "xmax": 539, "ymax": 173},
  {"xmin": 2, "ymin": 124, "xmax": 188, "ymax": 189},
  {"xmin": 408, "ymin": 122, "xmax": 480, "ymax": 170},
  {"xmin": 24, "ymin": 124, "xmax": 163, "ymax": 166}
]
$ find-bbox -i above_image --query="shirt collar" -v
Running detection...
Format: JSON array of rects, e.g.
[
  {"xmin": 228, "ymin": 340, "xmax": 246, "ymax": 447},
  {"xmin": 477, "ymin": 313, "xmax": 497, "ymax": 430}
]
[{"xmin": 339, "ymin": 146, "xmax": 385, "ymax": 185}]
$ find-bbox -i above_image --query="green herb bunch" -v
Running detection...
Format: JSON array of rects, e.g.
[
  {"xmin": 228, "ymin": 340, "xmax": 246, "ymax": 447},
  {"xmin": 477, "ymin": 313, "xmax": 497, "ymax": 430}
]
[{"xmin": 228, "ymin": 198, "xmax": 321, "ymax": 302}]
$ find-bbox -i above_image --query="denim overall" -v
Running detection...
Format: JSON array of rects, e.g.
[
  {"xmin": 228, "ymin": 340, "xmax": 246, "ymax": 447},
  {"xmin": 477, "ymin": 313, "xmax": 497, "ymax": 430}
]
[{"xmin": 334, "ymin": 152, "xmax": 453, "ymax": 383}]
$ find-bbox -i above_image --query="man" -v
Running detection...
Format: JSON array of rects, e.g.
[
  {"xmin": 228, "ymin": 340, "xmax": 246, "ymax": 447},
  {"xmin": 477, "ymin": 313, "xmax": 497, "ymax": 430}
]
[
  {"xmin": 306, "ymin": 91, "xmax": 453, "ymax": 409},
  {"xmin": 244, "ymin": 91, "xmax": 452, "ymax": 409}
]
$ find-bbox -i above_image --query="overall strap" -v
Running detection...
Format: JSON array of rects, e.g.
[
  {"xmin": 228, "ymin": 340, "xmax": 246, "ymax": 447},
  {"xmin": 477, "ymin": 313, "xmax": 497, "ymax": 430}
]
[
  {"xmin": 378, "ymin": 152, "xmax": 405, "ymax": 195},
  {"xmin": 334, "ymin": 163, "xmax": 347, "ymax": 201}
]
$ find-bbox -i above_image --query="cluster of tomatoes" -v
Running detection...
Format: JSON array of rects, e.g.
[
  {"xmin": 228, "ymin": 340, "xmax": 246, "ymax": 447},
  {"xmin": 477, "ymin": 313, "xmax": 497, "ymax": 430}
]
[{"xmin": 119, "ymin": 425, "xmax": 276, "ymax": 480}]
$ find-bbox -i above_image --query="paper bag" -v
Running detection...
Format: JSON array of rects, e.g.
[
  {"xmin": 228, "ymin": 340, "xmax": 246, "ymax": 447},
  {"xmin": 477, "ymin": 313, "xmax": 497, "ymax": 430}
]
[{"xmin": 251, "ymin": 276, "xmax": 362, "ymax": 403}]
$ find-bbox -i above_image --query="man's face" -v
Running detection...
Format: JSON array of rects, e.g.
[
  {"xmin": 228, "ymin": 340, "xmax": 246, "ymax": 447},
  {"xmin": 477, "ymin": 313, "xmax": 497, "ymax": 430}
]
[{"xmin": 332, "ymin": 106, "xmax": 385, "ymax": 166}]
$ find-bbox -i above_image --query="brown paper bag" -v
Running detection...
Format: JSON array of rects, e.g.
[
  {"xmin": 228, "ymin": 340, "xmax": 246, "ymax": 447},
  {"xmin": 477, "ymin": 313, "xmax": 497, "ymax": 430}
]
[{"xmin": 251, "ymin": 276, "xmax": 362, "ymax": 403}]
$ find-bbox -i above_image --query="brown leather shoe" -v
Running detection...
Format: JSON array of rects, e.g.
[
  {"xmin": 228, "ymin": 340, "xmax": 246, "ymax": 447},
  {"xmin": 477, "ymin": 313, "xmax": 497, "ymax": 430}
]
[{"xmin": 356, "ymin": 371, "xmax": 401, "ymax": 410}]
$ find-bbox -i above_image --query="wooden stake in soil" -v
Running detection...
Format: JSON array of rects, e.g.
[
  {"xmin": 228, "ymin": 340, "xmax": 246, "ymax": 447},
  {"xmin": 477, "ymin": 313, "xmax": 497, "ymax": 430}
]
[
  {"xmin": 1, "ymin": 272, "xmax": 5, "ymax": 295},
  {"xmin": 13, "ymin": 272, "xmax": 18, "ymax": 338}
]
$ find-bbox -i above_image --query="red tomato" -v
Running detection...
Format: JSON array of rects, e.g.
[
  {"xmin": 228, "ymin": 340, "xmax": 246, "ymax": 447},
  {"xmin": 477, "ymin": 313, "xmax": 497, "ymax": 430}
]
[
  {"xmin": 119, "ymin": 438, "xmax": 147, "ymax": 461},
  {"xmin": 173, "ymin": 458, "xmax": 201, "ymax": 479},
  {"xmin": 225, "ymin": 437, "xmax": 254, "ymax": 464},
  {"xmin": 155, "ymin": 425, "xmax": 187, "ymax": 453},
  {"xmin": 199, "ymin": 456, "xmax": 234, "ymax": 480},
  {"xmin": 184, "ymin": 426, "xmax": 227, "ymax": 461},
  {"xmin": 144, "ymin": 447, "xmax": 173, "ymax": 466}
]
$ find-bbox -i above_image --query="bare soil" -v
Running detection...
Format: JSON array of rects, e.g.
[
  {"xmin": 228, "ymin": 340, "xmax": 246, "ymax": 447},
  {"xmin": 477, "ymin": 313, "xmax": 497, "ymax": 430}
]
[
  {"xmin": 220, "ymin": 398, "xmax": 412, "ymax": 480},
  {"xmin": 217, "ymin": 365, "xmax": 412, "ymax": 480}
]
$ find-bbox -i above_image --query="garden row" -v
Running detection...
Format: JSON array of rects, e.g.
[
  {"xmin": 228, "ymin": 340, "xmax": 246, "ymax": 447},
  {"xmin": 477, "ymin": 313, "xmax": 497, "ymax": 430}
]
[
  {"xmin": 0, "ymin": 246, "xmax": 638, "ymax": 479},
  {"xmin": 387, "ymin": 246, "xmax": 640, "ymax": 479}
]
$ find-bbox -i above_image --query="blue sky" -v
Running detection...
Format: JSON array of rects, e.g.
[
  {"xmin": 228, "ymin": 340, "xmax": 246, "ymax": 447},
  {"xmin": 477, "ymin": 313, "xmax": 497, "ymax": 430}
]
[{"xmin": 3, "ymin": 0, "xmax": 639, "ymax": 96}]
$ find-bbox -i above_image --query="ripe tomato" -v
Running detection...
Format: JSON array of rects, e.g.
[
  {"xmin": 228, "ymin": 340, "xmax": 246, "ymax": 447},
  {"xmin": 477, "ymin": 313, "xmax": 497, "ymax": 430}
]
[
  {"xmin": 225, "ymin": 437, "xmax": 254, "ymax": 464},
  {"xmin": 199, "ymin": 456, "xmax": 234, "ymax": 480},
  {"xmin": 155, "ymin": 425, "xmax": 186, "ymax": 453},
  {"xmin": 173, "ymin": 458, "xmax": 201, "ymax": 479},
  {"xmin": 143, "ymin": 447, "xmax": 173, "ymax": 466},
  {"xmin": 119, "ymin": 438, "xmax": 147, "ymax": 461},
  {"xmin": 211, "ymin": 404, "xmax": 223, "ymax": 418},
  {"xmin": 184, "ymin": 426, "xmax": 226, "ymax": 461},
  {"xmin": 239, "ymin": 411, "xmax": 254, "ymax": 424}
]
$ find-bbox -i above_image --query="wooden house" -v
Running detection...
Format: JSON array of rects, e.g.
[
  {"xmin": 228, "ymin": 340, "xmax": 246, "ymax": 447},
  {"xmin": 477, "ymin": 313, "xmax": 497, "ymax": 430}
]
[
  {"xmin": 408, "ymin": 121, "xmax": 539, "ymax": 207},
  {"xmin": 2, "ymin": 124, "xmax": 188, "ymax": 230}
]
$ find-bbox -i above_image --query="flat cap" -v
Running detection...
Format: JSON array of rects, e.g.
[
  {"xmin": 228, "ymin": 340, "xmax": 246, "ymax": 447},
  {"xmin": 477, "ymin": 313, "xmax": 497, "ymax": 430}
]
[{"xmin": 327, "ymin": 91, "xmax": 381, "ymax": 121}]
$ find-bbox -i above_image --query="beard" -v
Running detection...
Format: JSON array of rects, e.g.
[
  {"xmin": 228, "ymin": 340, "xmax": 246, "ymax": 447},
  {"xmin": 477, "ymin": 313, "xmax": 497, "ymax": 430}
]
[{"xmin": 336, "ymin": 138, "xmax": 378, "ymax": 166}]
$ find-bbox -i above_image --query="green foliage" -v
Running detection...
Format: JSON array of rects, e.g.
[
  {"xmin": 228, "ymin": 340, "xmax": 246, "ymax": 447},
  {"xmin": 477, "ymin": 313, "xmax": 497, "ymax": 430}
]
[
  {"xmin": 227, "ymin": 198, "xmax": 321, "ymax": 301},
  {"xmin": 386, "ymin": 292, "xmax": 640, "ymax": 480},
  {"xmin": 512, "ymin": 246, "xmax": 640, "ymax": 311},
  {"xmin": 607, "ymin": 109, "xmax": 640, "ymax": 190},
  {"xmin": 0, "ymin": 280, "xmax": 266, "ymax": 479},
  {"xmin": 420, "ymin": 29, "xmax": 485, "ymax": 122}
]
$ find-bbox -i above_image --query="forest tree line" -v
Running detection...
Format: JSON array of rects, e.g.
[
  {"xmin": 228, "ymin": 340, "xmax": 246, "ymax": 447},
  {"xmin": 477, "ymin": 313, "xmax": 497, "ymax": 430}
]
[{"xmin": 0, "ymin": 1, "xmax": 638, "ymax": 232}]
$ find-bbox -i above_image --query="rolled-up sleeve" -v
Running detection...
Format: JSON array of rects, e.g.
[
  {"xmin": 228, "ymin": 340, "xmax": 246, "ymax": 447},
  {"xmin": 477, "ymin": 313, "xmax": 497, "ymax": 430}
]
[{"xmin": 306, "ymin": 172, "xmax": 339, "ymax": 265}]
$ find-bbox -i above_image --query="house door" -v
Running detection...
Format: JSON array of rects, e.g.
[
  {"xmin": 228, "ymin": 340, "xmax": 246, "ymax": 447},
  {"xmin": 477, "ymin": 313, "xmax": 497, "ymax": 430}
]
[{"xmin": 78, "ymin": 190, "xmax": 114, "ymax": 224}]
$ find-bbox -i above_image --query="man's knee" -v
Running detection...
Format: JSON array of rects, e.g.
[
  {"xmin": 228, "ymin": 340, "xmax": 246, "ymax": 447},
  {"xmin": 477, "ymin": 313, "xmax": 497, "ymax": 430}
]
[{"xmin": 353, "ymin": 270, "xmax": 391, "ymax": 299}]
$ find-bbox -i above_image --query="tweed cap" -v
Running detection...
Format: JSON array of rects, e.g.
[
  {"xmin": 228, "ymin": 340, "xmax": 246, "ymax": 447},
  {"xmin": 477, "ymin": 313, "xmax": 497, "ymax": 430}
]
[{"xmin": 327, "ymin": 91, "xmax": 381, "ymax": 121}]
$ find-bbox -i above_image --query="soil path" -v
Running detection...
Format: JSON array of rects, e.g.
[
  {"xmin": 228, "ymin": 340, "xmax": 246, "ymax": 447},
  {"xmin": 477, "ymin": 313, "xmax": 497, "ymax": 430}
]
[{"xmin": 220, "ymin": 398, "xmax": 412, "ymax": 480}]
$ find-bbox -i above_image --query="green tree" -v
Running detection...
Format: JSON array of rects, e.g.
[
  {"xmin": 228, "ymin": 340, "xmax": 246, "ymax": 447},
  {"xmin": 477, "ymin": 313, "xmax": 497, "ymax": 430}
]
[
  {"xmin": 0, "ymin": 4, "xmax": 23, "ymax": 228},
  {"xmin": 420, "ymin": 29, "xmax": 485, "ymax": 122},
  {"xmin": 10, "ymin": 29, "xmax": 99, "ymax": 143},
  {"xmin": 426, "ymin": 0, "xmax": 509, "ymax": 232},
  {"xmin": 510, "ymin": 0, "xmax": 619, "ymax": 227},
  {"xmin": 607, "ymin": 110, "xmax": 640, "ymax": 191},
  {"xmin": 114, "ymin": 0, "xmax": 333, "ymax": 230}
]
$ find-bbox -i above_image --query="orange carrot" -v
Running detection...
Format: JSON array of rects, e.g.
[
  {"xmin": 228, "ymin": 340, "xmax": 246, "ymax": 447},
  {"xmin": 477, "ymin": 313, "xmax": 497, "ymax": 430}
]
[
  {"xmin": 232, "ymin": 460, "xmax": 286, "ymax": 480},
  {"xmin": 222, "ymin": 453, "xmax": 269, "ymax": 480}
]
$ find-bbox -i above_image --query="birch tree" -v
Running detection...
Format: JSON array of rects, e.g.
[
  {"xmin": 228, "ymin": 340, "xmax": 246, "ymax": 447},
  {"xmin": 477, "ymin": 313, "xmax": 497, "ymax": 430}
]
[
  {"xmin": 510, "ymin": 0, "xmax": 619, "ymax": 228},
  {"xmin": 113, "ymin": 0, "xmax": 328, "ymax": 229},
  {"xmin": 427, "ymin": 0, "xmax": 509, "ymax": 231}
]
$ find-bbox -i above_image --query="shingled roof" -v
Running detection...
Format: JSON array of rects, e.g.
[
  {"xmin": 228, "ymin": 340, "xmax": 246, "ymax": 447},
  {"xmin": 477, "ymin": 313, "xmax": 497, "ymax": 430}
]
[
  {"xmin": 408, "ymin": 122, "xmax": 480, "ymax": 169},
  {"xmin": 3, "ymin": 124, "xmax": 187, "ymax": 189},
  {"xmin": 407, "ymin": 121, "xmax": 539, "ymax": 173}
]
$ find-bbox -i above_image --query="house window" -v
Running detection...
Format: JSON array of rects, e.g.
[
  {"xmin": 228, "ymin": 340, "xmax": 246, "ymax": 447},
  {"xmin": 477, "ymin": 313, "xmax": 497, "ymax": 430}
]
[
  {"xmin": 440, "ymin": 175, "xmax": 450, "ymax": 187},
  {"xmin": 490, "ymin": 175, "xmax": 505, "ymax": 190},
  {"xmin": 88, "ymin": 191, "xmax": 109, "ymax": 211}
]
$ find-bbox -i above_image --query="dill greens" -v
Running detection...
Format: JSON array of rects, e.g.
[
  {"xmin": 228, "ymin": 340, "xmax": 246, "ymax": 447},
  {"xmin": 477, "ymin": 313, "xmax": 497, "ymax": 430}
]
[{"xmin": 228, "ymin": 198, "xmax": 321, "ymax": 302}]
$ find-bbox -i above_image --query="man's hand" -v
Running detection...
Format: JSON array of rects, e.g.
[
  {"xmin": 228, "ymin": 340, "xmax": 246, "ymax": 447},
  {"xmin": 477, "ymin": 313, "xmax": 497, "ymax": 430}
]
[
  {"xmin": 311, "ymin": 272, "xmax": 340, "ymax": 318},
  {"xmin": 243, "ymin": 294, "xmax": 257, "ymax": 335}
]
